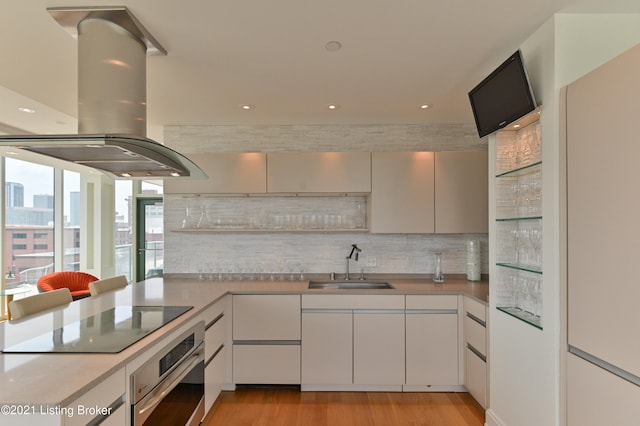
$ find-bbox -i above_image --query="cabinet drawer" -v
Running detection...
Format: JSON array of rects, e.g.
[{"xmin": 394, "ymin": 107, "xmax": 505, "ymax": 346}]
[
  {"xmin": 465, "ymin": 346, "xmax": 487, "ymax": 408},
  {"xmin": 464, "ymin": 313, "xmax": 486, "ymax": 356},
  {"xmin": 233, "ymin": 295, "xmax": 301, "ymax": 341},
  {"xmin": 302, "ymin": 294, "xmax": 404, "ymax": 310},
  {"xmin": 233, "ymin": 344, "xmax": 300, "ymax": 384},
  {"xmin": 464, "ymin": 296, "xmax": 487, "ymax": 323},
  {"xmin": 406, "ymin": 295, "xmax": 458, "ymax": 310}
]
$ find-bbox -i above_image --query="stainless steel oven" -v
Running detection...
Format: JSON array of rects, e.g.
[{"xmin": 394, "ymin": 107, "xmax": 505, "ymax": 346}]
[{"xmin": 131, "ymin": 322, "xmax": 205, "ymax": 426}]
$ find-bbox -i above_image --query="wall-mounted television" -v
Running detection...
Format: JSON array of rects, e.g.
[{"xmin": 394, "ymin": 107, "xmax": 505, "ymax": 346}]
[{"xmin": 468, "ymin": 50, "xmax": 537, "ymax": 138}]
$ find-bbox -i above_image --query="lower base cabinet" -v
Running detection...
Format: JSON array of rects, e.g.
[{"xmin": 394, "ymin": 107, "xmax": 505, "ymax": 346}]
[
  {"xmin": 231, "ymin": 294, "xmax": 302, "ymax": 385},
  {"xmin": 462, "ymin": 296, "xmax": 488, "ymax": 407},
  {"xmin": 405, "ymin": 295, "xmax": 461, "ymax": 391},
  {"xmin": 405, "ymin": 311, "xmax": 459, "ymax": 388},
  {"xmin": 205, "ymin": 345, "xmax": 226, "ymax": 412},
  {"xmin": 353, "ymin": 312, "xmax": 405, "ymax": 386},
  {"xmin": 465, "ymin": 346, "xmax": 487, "ymax": 408},
  {"xmin": 302, "ymin": 311, "xmax": 353, "ymax": 385},
  {"xmin": 233, "ymin": 344, "xmax": 301, "ymax": 384},
  {"xmin": 301, "ymin": 294, "xmax": 405, "ymax": 390}
]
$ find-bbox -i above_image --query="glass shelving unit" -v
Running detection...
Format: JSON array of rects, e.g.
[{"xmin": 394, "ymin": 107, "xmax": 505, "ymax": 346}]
[{"xmin": 494, "ymin": 109, "xmax": 543, "ymax": 329}]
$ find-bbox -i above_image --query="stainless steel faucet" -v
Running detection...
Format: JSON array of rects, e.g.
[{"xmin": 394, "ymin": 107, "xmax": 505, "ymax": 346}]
[{"xmin": 345, "ymin": 244, "xmax": 361, "ymax": 280}]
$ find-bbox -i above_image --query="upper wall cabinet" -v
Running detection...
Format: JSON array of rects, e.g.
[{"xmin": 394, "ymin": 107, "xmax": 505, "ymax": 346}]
[
  {"xmin": 164, "ymin": 153, "xmax": 267, "ymax": 194},
  {"xmin": 370, "ymin": 152, "xmax": 435, "ymax": 233},
  {"xmin": 434, "ymin": 151, "xmax": 488, "ymax": 233},
  {"xmin": 267, "ymin": 152, "xmax": 371, "ymax": 193}
]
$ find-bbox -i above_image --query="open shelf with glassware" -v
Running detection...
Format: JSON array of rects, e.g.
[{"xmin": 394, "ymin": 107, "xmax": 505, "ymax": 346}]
[
  {"xmin": 494, "ymin": 109, "xmax": 543, "ymax": 329},
  {"xmin": 169, "ymin": 193, "xmax": 369, "ymax": 233}
]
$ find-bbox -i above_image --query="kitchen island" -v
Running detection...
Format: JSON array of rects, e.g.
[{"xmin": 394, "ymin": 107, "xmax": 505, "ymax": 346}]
[{"xmin": 0, "ymin": 276, "xmax": 488, "ymax": 425}]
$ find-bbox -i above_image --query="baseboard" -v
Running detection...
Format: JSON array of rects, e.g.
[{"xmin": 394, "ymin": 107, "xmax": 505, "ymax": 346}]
[
  {"xmin": 301, "ymin": 384, "xmax": 403, "ymax": 392},
  {"xmin": 402, "ymin": 384, "xmax": 467, "ymax": 392},
  {"xmin": 485, "ymin": 408, "xmax": 505, "ymax": 426}
]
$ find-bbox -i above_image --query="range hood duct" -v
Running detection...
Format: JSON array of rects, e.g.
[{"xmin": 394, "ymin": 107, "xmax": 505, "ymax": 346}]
[{"xmin": 0, "ymin": 7, "xmax": 206, "ymax": 179}]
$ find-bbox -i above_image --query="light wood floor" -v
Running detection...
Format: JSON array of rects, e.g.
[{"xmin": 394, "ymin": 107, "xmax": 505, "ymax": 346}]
[{"xmin": 203, "ymin": 388, "xmax": 485, "ymax": 426}]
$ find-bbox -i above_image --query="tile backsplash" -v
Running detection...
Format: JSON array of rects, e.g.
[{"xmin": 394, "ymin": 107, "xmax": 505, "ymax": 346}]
[
  {"xmin": 164, "ymin": 194, "xmax": 488, "ymax": 277},
  {"xmin": 162, "ymin": 123, "xmax": 488, "ymax": 278}
]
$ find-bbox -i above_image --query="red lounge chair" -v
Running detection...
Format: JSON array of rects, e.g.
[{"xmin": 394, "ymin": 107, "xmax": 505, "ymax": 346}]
[{"xmin": 37, "ymin": 271, "xmax": 99, "ymax": 301}]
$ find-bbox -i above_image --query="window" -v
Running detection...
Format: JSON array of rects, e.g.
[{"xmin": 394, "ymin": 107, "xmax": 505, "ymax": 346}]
[
  {"xmin": 5, "ymin": 158, "xmax": 54, "ymax": 286},
  {"xmin": 63, "ymin": 171, "xmax": 81, "ymax": 271},
  {"xmin": 34, "ymin": 233, "xmax": 48, "ymax": 239}
]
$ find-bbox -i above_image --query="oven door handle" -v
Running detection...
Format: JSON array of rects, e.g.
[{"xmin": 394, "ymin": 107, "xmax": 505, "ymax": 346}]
[{"xmin": 137, "ymin": 347, "xmax": 204, "ymax": 417}]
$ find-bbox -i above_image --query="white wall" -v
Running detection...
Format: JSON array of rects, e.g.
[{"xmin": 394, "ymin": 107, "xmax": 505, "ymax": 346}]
[{"xmin": 487, "ymin": 13, "xmax": 640, "ymax": 426}]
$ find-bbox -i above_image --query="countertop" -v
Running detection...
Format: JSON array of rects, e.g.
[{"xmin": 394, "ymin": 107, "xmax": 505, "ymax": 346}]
[{"xmin": 0, "ymin": 276, "xmax": 488, "ymax": 406}]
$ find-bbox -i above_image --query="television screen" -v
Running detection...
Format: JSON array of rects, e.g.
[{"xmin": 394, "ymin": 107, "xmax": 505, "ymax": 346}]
[{"xmin": 468, "ymin": 50, "xmax": 537, "ymax": 138}]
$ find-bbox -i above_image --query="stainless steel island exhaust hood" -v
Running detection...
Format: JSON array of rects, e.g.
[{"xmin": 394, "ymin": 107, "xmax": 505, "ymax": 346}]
[{"xmin": 0, "ymin": 6, "xmax": 206, "ymax": 179}]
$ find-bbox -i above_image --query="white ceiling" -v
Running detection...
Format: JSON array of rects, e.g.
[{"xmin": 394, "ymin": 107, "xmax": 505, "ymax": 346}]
[{"xmin": 1, "ymin": 0, "xmax": 639, "ymax": 138}]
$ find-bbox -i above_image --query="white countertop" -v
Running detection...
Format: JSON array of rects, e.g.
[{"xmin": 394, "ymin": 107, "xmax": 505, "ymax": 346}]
[{"xmin": 0, "ymin": 276, "xmax": 488, "ymax": 406}]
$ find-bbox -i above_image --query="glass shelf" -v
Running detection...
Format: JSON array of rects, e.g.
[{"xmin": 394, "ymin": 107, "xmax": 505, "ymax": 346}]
[
  {"xmin": 497, "ymin": 306, "xmax": 542, "ymax": 330},
  {"xmin": 496, "ymin": 262, "xmax": 542, "ymax": 275},
  {"xmin": 496, "ymin": 216, "xmax": 542, "ymax": 222},
  {"xmin": 496, "ymin": 161, "xmax": 542, "ymax": 178}
]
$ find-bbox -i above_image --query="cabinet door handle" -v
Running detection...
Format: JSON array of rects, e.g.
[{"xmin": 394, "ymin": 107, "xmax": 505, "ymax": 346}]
[
  {"xmin": 467, "ymin": 343, "xmax": 487, "ymax": 362},
  {"xmin": 466, "ymin": 311, "xmax": 486, "ymax": 327}
]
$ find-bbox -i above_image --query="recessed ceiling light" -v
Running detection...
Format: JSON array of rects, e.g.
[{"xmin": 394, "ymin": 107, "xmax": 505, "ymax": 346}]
[
  {"xmin": 328, "ymin": 104, "xmax": 339, "ymax": 110},
  {"xmin": 513, "ymin": 124, "xmax": 521, "ymax": 129},
  {"xmin": 241, "ymin": 104, "xmax": 254, "ymax": 110},
  {"xmin": 121, "ymin": 173, "xmax": 132, "ymax": 178},
  {"xmin": 18, "ymin": 107, "xmax": 35, "ymax": 114},
  {"xmin": 325, "ymin": 41, "xmax": 342, "ymax": 52},
  {"xmin": 419, "ymin": 104, "xmax": 430, "ymax": 110},
  {"xmin": 170, "ymin": 172, "xmax": 181, "ymax": 177}
]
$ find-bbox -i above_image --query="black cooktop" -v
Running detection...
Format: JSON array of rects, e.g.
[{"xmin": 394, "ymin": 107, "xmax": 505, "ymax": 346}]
[{"xmin": 2, "ymin": 305, "xmax": 192, "ymax": 354}]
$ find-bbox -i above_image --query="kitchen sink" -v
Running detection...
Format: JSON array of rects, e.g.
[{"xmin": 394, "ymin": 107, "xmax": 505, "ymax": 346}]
[{"xmin": 308, "ymin": 280, "xmax": 394, "ymax": 289}]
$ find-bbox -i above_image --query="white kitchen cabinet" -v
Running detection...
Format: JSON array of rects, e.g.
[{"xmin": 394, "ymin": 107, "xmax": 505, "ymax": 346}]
[
  {"xmin": 232, "ymin": 294, "xmax": 301, "ymax": 384},
  {"xmin": 267, "ymin": 152, "xmax": 371, "ymax": 193},
  {"xmin": 65, "ymin": 367, "xmax": 126, "ymax": 426},
  {"xmin": 405, "ymin": 295, "xmax": 461, "ymax": 391},
  {"xmin": 164, "ymin": 152, "xmax": 267, "ymax": 194},
  {"xmin": 434, "ymin": 151, "xmax": 488, "ymax": 233},
  {"xmin": 205, "ymin": 345, "xmax": 226, "ymax": 413},
  {"xmin": 233, "ymin": 344, "xmax": 301, "ymax": 384},
  {"xmin": 370, "ymin": 151, "xmax": 435, "ymax": 233},
  {"xmin": 463, "ymin": 296, "xmax": 488, "ymax": 408},
  {"xmin": 567, "ymin": 353, "xmax": 640, "ymax": 426},
  {"xmin": 465, "ymin": 346, "xmax": 487, "ymax": 408},
  {"xmin": 232, "ymin": 294, "xmax": 301, "ymax": 341},
  {"xmin": 565, "ymin": 43, "xmax": 640, "ymax": 379},
  {"xmin": 353, "ymin": 311, "xmax": 405, "ymax": 385},
  {"xmin": 302, "ymin": 311, "xmax": 353, "ymax": 385},
  {"xmin": 301, "ymin": 294, "xmax": 404, "ymax": 391},
  {"xmin": 203, "ymin": 297, "xmax": 227, "ymax": 413}
]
